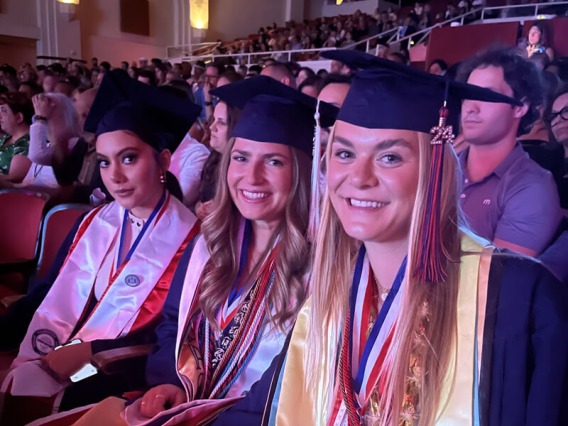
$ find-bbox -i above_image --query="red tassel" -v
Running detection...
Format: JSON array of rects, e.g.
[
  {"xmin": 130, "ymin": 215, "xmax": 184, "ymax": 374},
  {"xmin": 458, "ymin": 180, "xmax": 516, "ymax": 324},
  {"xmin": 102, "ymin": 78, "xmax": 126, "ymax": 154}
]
[{"xmin": 414, "ymin": 106, "xmax": 454, "ymax": 283}]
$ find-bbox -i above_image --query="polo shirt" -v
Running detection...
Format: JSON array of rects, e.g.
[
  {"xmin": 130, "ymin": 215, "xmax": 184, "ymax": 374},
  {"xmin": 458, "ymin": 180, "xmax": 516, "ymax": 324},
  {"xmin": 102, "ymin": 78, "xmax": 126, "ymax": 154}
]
[{"xmin": 459, "ymin": 143, "xmax": 562, "ymax": 254}]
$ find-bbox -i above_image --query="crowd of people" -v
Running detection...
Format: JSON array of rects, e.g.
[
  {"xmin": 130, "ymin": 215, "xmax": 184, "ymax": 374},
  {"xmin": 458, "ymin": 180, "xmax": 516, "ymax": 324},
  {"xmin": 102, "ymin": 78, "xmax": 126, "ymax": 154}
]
[{"xmin": 0, "ymin": 8, "xmax": 567, "ymax": 426}]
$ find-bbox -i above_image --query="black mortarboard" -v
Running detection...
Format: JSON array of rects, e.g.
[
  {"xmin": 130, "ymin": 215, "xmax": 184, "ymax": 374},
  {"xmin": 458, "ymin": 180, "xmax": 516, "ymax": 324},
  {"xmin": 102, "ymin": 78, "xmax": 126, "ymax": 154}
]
[
  {"xmin": 84, "ymin": 69, "xmax": 201, "ymax": 152},
  {"xmin": 337, "ymin": 59, "xmax": 521, "ymax": 132},
  {"xmin": 209, "ymin": 75, "xmax": 338, "ymax": 156},
  {"xmin": 332, "ymin": 56, "xmax": 522, "ymax": 284}
]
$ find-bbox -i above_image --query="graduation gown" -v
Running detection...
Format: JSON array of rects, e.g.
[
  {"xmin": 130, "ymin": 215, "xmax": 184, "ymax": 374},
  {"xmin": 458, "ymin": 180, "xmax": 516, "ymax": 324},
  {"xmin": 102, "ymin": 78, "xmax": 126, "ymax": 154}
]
[
  {"xmin": 213, "ymin": 242, "xmax": 568, "ymax": 426},
  {"xmin": 0, "ymin": 194, "xmax": 200, "ymax": 424}
]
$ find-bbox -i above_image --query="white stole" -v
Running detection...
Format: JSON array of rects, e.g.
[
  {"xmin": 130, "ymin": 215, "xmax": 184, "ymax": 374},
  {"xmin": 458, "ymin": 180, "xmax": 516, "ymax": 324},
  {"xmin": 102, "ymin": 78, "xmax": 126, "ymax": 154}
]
[{"xmin": 3, "ymin": 194, "xmax": 196, "ymax": 397}]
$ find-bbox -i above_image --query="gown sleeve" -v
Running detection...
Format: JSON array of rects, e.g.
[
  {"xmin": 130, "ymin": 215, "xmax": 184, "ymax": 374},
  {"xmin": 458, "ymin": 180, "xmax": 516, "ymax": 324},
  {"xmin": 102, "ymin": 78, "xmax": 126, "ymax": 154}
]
[
  {"xmin": 144, "ymin": 239, "xmax": 197, "ymax": 388},
  {"xmin": 487, "ymin": 256, "xmax": 568, "ymax": 426}
]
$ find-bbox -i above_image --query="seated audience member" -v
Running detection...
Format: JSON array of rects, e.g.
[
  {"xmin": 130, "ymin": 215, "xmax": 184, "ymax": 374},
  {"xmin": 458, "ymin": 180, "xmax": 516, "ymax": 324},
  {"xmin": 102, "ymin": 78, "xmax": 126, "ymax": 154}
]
[
  {"xmin": 546, "ymin": 86, "xmax": 568, "ymax": 208},
  {"xmin": 13, "ymin": 92, "xmax": 81, "ymax": 195},
  {"xmin": 58, "ymin": 76, "xmax": 338, "ymax": 426},
  {"xmin": 137, "ymin": 68, "xmax": 158, "ymax": 86},
  {"xmin": 195, "ymin": 62, "xmax": 225, "ymax": 122},
  {"xmin": 18, "ymin": 81, "xmax": 42, "ymax": 100},
  {"xmin": 519, "ymin": 71, "xmax": 565, "ymax": 194},
  {"xmin": 457, "ymin": 48, "xmax": 562, "ymax": 256},
  {"xmin": 296, "ymin": 66, "xmax": 316, "ymax": 87},
  {"xmin": 166, "ymin": 88, "xmax": 210, "ymax": 210},
  {"xmin": 260, "ymin": 62, "xmax": 296, "ymax": 88},
  {"xmin": 317, "ymin": 73, "xmax": 352, "ymax": 158},
  {"xmin": 526, "ymin": 24, "xmax": 554, "ymax": 62},
  {"xmin": 0, "ymin": 70, "xmax": 201, "ymax": 425},
  {"xmin": 195, "ymin": 86, "xmax": 242, "ymax": 220},
  {"xmin": 299, "ymin": 75, "xmax": 323, "ymax": 98},
  {"xmin": 0, "ymin": 93, "xmax": 33, "ymax": 185},
  {"xmin": 29, "ymin": 93, "xmax": 81, "ymax": 168},
  {"xmin": 428, "ymin": 59, "xmax": 448, "ymax": 76},
  {"xmin": 41, "ymin": 70, "xmax": 59, "ymax": 94}
]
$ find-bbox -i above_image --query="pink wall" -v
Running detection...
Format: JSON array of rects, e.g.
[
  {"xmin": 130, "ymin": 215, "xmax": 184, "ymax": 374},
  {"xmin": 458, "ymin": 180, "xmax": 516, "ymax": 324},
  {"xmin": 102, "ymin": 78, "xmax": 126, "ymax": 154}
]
[
  {"xmin": 426, "ymin": 22, "xmax": 519, "ymax": 68},
  {"xmin": 0, "ymin": 35, "xmax": 36, "ymax": 67}
]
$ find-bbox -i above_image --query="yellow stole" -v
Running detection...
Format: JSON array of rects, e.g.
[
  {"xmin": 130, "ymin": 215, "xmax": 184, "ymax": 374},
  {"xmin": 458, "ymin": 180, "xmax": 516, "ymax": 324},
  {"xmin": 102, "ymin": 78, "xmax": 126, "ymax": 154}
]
[{"xmin": 271, "ymin": 235, "xmax": 492, "ymax": 425}]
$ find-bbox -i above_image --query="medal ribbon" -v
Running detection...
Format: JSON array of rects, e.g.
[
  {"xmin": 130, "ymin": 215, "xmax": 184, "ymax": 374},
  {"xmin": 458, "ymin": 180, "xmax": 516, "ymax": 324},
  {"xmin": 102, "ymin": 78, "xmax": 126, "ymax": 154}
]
[
  {"xmin": 116, "ymin": 190, "xmax": 167, "ymax": 270},
  {"xmin": 346, "ymin": 247, "xmax": 407, "ymax": 411}
]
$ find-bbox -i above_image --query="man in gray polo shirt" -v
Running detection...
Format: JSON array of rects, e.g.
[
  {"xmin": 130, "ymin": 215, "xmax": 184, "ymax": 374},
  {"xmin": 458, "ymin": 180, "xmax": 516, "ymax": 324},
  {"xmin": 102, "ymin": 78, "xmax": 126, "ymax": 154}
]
[{"xmin": 457, "ymin": 48, "xmax": 562, "ymax": 257}]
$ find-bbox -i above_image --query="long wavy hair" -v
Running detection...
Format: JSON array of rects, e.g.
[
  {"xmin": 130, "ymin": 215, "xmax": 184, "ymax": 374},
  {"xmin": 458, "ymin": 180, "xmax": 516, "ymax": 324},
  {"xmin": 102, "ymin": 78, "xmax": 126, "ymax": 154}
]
[
  {"xmin": 199, "ymin": 137, "xmax": 312, "ymax": 331},
  {"xmin": 306, "ymin": 130, "xmax": 462, "ymax": 425}
]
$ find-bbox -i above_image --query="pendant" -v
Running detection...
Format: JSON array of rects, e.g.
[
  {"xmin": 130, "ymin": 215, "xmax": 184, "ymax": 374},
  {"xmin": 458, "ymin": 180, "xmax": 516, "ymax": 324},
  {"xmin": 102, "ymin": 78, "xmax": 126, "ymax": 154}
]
[{"xmin": 380, "ymin": 291, "xmax": 389, "ymax": 302}]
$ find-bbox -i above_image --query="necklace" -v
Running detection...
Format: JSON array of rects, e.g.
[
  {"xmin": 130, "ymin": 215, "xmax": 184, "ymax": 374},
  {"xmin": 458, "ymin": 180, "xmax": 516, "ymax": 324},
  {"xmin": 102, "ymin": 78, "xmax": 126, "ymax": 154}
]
[{"xmin": 373, "ymin": 273, "xmax": 391, "ymax": 302}]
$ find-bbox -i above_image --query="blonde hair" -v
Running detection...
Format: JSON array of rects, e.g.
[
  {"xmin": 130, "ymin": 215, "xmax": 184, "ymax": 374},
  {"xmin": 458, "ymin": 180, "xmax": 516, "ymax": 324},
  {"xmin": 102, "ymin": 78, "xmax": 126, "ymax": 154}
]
[
  {"xmin": 199, "ymin": 137, "xmax": 312, "ymax": 331},
  {"xmin": 306, "ymin": 130, "xmax": 461, "ymax": 425}
]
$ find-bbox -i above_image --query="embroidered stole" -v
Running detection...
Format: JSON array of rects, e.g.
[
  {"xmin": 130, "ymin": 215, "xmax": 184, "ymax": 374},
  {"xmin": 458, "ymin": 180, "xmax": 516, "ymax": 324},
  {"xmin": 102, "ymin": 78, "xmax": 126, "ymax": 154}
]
[
  {"xmin": 4, "ymin": 194, "xmax": 198, "ymax": 397},
  {"xmin": 176, "ymin": 227, "xmax": 278, "ymax": 402},
  {"xmin": 267, "ymin": 235, "xmax": 492, "ymax": 426}
]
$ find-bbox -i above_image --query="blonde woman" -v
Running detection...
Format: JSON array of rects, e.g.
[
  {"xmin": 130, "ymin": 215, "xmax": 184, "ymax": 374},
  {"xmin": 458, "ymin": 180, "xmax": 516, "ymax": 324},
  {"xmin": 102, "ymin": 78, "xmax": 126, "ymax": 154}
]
[
  {"xmin": 61, "ymin": 76, "xmax": 338, "ymax": 426},
  {"xmin": 216, "ymin": 59, "xmax": 568, "ymax": 425}
]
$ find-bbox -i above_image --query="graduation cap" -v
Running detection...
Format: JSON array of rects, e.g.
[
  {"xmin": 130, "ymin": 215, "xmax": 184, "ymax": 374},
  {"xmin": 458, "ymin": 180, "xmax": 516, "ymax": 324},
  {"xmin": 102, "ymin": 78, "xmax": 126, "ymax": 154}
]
[
  {"xmin": 334, "ymin": 60, "xmax": 521, "ymax": 283},
  {"xmin": 210, "ymin": 75, "xmax": 339, "ymax": 241},
  {"xmin": 209, "ymin": 75, "xmax": 338, "ymax": 156},
  {"xmin": 84, "ymin": 69, "xmax": 201, "ymax": 152}
]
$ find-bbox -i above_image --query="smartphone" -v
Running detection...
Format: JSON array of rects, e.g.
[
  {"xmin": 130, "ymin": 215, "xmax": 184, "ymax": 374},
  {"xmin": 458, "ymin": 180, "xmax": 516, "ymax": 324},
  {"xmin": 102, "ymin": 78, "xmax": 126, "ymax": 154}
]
[{"xmin": 55, "ymin": 338, "xmax": 99, "ymax": 383}]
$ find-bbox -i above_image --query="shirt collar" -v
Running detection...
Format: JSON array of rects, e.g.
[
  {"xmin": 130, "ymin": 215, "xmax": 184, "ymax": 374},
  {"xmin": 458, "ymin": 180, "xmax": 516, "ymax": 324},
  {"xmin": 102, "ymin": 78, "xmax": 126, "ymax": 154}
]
[{"xmin": 459, "ymin": 143, "xmax": 526, "ymax": 181}]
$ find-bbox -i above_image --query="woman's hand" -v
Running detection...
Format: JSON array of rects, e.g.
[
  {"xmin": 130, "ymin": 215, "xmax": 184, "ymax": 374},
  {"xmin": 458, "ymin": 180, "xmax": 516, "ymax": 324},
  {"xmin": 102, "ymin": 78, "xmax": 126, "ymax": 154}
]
[
  {"xmin": 139, "ymin": 384, "xmax": 186, "ymax": 418},
  {"xmin": 41, "ymin": 341, "xmax": 93, "ymax": 380},
  {"xmin": 32, "ymin": 93, "xmax": 54, "ymax": 119}
]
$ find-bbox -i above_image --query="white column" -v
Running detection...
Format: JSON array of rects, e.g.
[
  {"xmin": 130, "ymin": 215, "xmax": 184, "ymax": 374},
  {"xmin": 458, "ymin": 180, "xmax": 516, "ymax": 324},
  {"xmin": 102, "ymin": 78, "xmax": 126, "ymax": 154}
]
[
  {"xmin": 36, "ymin": 0, "xmax": 59, "ymax": 62},
  {"xmin": 173, "ymin": 0, "xmax": 192, "ymax": 55},
  {"xmin": 35, "ymin": 0, "xmax": 82, "ymax": 64},
  {"xmin": 285, "ymin": 0, "xmax": 305, "ymax": 23}
]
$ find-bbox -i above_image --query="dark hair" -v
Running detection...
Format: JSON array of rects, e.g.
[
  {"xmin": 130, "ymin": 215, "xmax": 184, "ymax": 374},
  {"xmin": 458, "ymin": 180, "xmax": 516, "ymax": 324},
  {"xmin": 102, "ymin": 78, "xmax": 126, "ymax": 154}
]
[
  {"xmin": 206, "ymin": 62, "xmax": 225, "ymax": 75},
  {"xmin": 0, "ymin": 64, "xmax": 17, "ymax": 77},
  {"xmin": 298, "ymin": 75, "xmax": 323, "ymax": 95},
  {"xmin": 248, "ymin": 64, "xmax": 262, "ymax": 75},
  {"xmin": 544, "ymin": 84, "xmax": 568, "ymax": 127},
  {"xmin": 199, "ymin": 151, "xmax": 221, "ymax": 203},
  {"xmin": 165, "ymin": 171, "xmax": 184, "ymax": 202},
  {"xmin": 298, "ymin": 67, "xmax": 316, "ymax": 80},
  {"xmin": 0, "ymin": 92, "xmax": 34, "ymax": 125},
  {"xmin": 219, "ymin": 71, "xmax": 243, "ymax": 84},
  {"xmin": 19, "ymin": 81, "xmax": 43, "ymax": 98},
  {"xmin": 48, "ymin": 62, "xmax": 65, "ymax": 75},
  {"xmin": 165, "ymin": 80, "xmax": 195, "ymax": 103},
  {"xmin": 99, "ymin": 61, "xmax": 112, "ymax": 72},
  {"xmin": 541, "ymin": 71, "xmax": 562, "ymax": 112},
  {"xmin": 457, "ymin": 47, "xmax": 543, "ymax": 136},
  {"xmin": 317, "ymin": 68, "xmax": 329, "ymax": 77},
  {"xmin": 138, "ymin": 68, "xmax": 157, "ymax": 86},
  {"xmin": 428, "ymin": 59, "xmax": 448, "ymax": 72},
  {"xmin": 320, "ymin": 73, "xmax": 352, "ymax": 89}
]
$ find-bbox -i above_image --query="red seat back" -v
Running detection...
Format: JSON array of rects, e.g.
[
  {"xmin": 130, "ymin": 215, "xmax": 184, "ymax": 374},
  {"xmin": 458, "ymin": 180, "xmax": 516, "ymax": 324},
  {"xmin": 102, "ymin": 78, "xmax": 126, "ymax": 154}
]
[
  {"xmin": 36, "ymin": 204, "xmax": 92, "ymax": 280},
  {"xmin": 0, "ymin": 190, "xmax": 49, "ymax": 263}
]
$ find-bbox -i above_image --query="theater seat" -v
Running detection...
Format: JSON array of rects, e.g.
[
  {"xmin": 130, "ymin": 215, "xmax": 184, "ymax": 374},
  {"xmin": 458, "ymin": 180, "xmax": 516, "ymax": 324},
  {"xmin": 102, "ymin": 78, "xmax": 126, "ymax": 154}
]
[
  {"xmin": 34, "ymin": 203, "xmax": 92, "ymax": 282},
  {"xmin": 0, "ymin": 189, "xmax": 50, "ymax": 293}
]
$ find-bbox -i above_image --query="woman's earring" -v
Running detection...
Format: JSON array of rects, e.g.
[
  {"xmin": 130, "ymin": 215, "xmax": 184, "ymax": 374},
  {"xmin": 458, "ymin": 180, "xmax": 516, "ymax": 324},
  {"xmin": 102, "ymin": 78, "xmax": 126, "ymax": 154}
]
[{"xmin": 159, "ymin": 173, "xmax": 166, "ymax": 184}]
